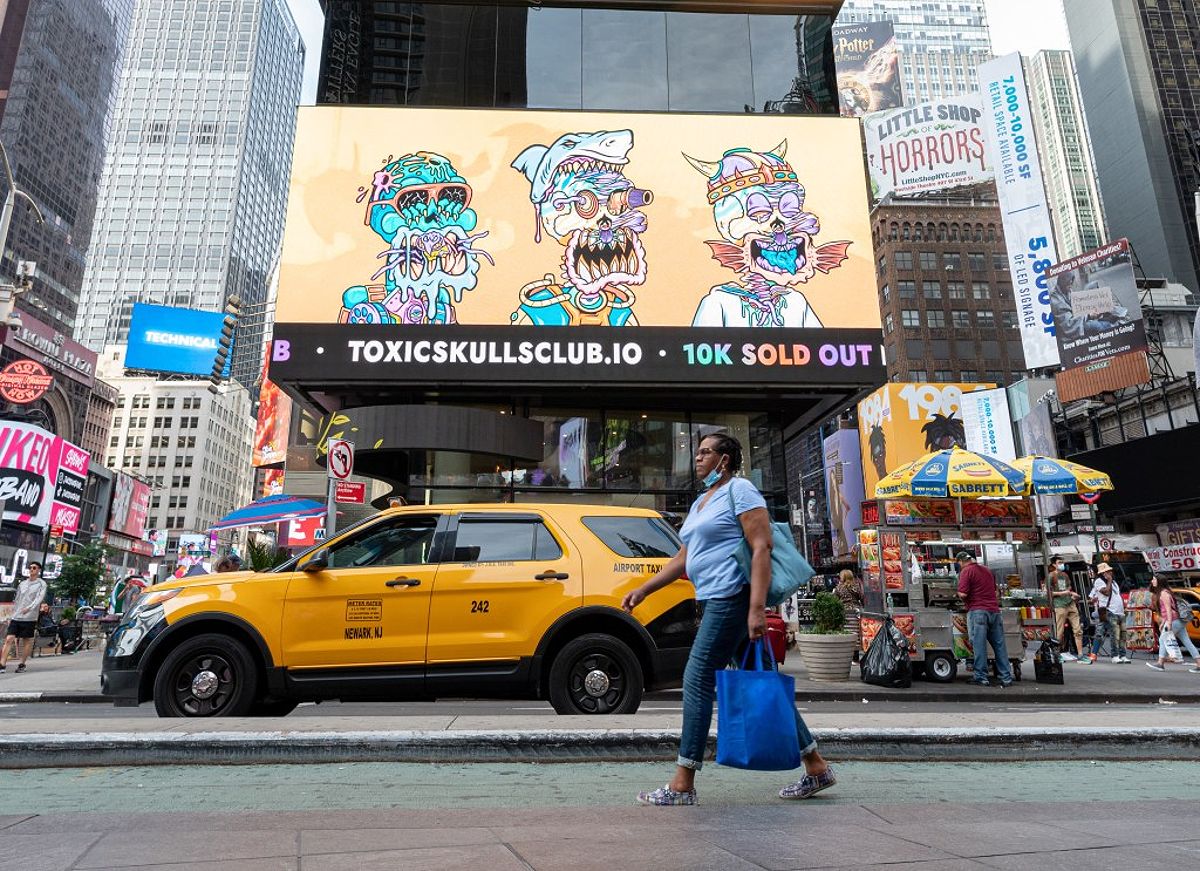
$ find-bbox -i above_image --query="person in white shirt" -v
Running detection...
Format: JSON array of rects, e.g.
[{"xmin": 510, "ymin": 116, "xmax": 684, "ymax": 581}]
[
  {"xmin": 0, "ymin": 563, "xmax": 48, "ymax": 674},
  {"xmin": 1086, "ymin": 563, "xmax": 1129, "ymax": 663}
]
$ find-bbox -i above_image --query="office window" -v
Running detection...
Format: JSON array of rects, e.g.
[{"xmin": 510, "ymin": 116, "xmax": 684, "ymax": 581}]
[
  {"xmin": 968, "ymin": 252, "xmax": 986, "ymax": 271},
  {"xmin": 898, "ymin": 280, "xmax": 916, "ymax": 298},
  {"xmin": 884, "ymin": 312, "xmax": 894, "ymax": 334},
  {"xmin": 881, "ymin": 284, "xmax": 890, "ymax": 303},
  {"xmin": 934, "ymin": 369, "xmax": 952, "ymax": 382},
  {"xmin": 951, "ymin": 310, "xmax": 970, "ymax": 328},
  {"xmin": 902, "ymin": 309, "xmax": 920, "ymax": 328},
  {"xmin": 919, "ymin": 252, "xmax": 938, "ymax": 270},
  {"xmin": 943, "ymin": 253, "xmax": 961, "ymax": 271},
  {"xmin": 961, "ymin": 370, "xmax": 979, "ymax": 381},
  {"xmin": 922, "ymin": 281, "xmax": 942, "ymax": 299},
  {"xmin": 910, "ymin": 369, "xmax": 928, "ymax": 381},
  {"xmin": 947, "ymin": 281, "xmax": 966, "ymax": 298},
  {"xmin": 927, "ymin": 309, "xmax": 945, "ymax": 328},
  {"xmin": 895, "ymin": 251, "xmax": 913, "ymax": 270},
  {"xmin": 973, "ymin": 282, "xmax": 991, "ymax": 300},
  {"xmin": 977, "ymin": 310, "xmax": 995, "ymax": 327}
]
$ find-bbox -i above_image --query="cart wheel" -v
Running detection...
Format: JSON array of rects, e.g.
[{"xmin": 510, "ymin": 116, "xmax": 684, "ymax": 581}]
[
  {"xmin": 1011, "ymin": 661, "xmax": 1022, "ymax": 682},
  {"xmin": 924, "ymin": 652, "xmax": 957, "ymax": 683}
]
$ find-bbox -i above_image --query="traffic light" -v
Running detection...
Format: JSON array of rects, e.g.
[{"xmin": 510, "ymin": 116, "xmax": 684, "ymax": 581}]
[{"xmin": 207, "ymin": 296, "xmax": 241, "ymax": 394}]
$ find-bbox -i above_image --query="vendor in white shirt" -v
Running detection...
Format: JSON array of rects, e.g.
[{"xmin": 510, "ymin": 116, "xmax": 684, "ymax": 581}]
[{"xmin": 1086, "ymin": 563, "xmax": 1129, "ymax": 663}]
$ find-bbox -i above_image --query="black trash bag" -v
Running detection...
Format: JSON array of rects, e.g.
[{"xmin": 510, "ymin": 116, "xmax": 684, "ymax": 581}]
[
  {"xmin": 1033, "ymin": 638, "xmax": 1064, "ymax": 684},
  {"xmin": 860, "ymin": 617, "xmax": 912, "ymax": 688}
]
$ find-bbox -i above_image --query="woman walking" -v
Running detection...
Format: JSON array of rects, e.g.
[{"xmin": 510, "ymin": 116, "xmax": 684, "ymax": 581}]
[
  {"xmin": 622, "ymin": 433, "xmax": 835, "ymax": 806},
  {"xmin": 1147, "ymin": 577, "xmax": 1200, "ymax": 672}
]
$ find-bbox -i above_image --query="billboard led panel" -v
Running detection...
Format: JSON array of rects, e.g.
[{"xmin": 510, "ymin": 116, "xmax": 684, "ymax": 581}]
[
  {"xmin": 125, "ymin": 303, "xmax": 230, "ymax": 376},
  {"xmin": 108, "ymin": 472, "xmax": 152, "ymax": 540},
  {"xmin": 272, "ymin": 106, "xmax": 884, "ymax": 387}
]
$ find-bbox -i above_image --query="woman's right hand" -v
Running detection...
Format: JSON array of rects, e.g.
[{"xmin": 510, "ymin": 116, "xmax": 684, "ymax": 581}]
[{"xmin": 621, "ymin": 587, "xmax": 646, "ymax": 613}]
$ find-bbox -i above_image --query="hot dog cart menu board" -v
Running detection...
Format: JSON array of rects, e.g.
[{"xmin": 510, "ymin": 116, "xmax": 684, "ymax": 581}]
[
  {"xmin": 960, "ymin": 499, "xmax": 1035, "ymax": 528},
  {"xmin": 880, "ymin": 531, "xmax": 906, "ymax": 590},
  {"xmin": 882, "ymin": 498, "xmax": 957, "ymax": 527},
  {"xmin": 858, "ymin": 529, "xmax": 885, "ymax": 613}
]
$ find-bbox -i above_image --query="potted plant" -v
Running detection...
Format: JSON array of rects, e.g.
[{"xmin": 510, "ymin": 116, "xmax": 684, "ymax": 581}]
[{"xmin": 795, "ymin": 592, "xmax": 857, "ymax": 681}]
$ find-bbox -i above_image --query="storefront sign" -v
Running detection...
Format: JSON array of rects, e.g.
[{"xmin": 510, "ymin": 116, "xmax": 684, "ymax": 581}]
[
  {"xmin": 0, "ymin": 312, "xmax": 96, "ymax": 387},
  {"xmin": 863, "ymin": 97, "xmax": 989, "ymax": 199},
  {"xmin": 1157, "ymin": 519, "xmax": 1200, "ymax": 546},
  {"xmin": 274, "ymin": 106, "xmax": 881, "ymax": 387},
  {"xmin": 857, "ymin": 382, "xmax": 997, "ymax": 496},
  {"xmin": 335, "ymin": 481, "xmax": 366, "ymax": 504},
  {"xmin": 832, "ymin": 21, "xmax": 903, "ymax": 118},
  {"xmin": 977, "ymin": 53, "xmax": 1060, "ymax": 369},
  {"xmin": 0, "ymin": 359, "xmax": 53, "ymax": 404},
  {"xmin": 1144, "ymin": 544, "xmax": 1200, "ymax": 573},
  {"xmin": 0, "ymin": 421, "xmax": 89, "ymax": 533}
]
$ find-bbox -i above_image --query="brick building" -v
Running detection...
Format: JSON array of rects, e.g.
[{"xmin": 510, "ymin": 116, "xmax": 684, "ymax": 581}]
[{"xmin": 872, "ymin": 193, "xmax": 1028, "ymax": 384}]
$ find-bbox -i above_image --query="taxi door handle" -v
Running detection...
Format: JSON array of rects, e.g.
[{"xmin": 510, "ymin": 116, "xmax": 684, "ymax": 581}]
[
  {"xmin": 385, "ymin": 577, "xmax": 421, "ymax": 588},
  {"xmin": 534, "ymin": 571, "xmax": 569, "ymax": 581}
]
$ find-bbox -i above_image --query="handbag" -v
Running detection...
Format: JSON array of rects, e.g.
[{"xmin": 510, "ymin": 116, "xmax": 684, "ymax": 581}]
[
  {"xmin": 1161, "ymin": 624, "xmax": 1182, "ymax": 661},
  {"xmin": 715, "ymin": 639, "xmax": 802, "ymax": 771},
  {"xmin": 728, "ymin": 482, "xmax": 815, "ymax": 606}
]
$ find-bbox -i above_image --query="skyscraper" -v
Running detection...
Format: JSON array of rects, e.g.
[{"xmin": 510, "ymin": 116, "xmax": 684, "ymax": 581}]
[
  {"xmin": 836, "ymin": 0, "xmax": 991, "ymax": 104},
  {"xmin": 0, "ymin": 0, "xmax": 131, "ymax": 335},
  {"xmin": 1025, "ymin": 50, "xmax": 1107, "ymax": 260},
  {"xmin": 1064, "ymin": 0, "xmax": 1200, "ymax": 292},
  {"xmin": 79, "ymin": 0, "xmax": 305, "ymax": 384}
]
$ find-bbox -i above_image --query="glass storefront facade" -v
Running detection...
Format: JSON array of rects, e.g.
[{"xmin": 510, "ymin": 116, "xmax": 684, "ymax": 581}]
[{"xmin": 319, "ymin": 1, "xmax": 837, "ymax": 115}]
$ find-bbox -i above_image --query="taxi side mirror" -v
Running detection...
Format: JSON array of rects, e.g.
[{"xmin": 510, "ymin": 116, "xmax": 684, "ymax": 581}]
[{"xmin": 302, "ymin": 549, "xmax": 330, "ymax": 573}]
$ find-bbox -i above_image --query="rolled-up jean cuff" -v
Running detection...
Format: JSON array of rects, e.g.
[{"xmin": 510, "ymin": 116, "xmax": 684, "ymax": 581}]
[
  {"xmin": 800, "ymin": 740, "xmax": 818, "ymax": 756},
  {"xmin": 676, "ymin": 754, "xmax": 703, "ymax": 771}
]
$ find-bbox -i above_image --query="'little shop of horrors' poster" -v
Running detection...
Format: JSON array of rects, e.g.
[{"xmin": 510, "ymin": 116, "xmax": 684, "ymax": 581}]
[{"xmin": 277, "ymin": 107, "xmax": 879, "ymax": 334}]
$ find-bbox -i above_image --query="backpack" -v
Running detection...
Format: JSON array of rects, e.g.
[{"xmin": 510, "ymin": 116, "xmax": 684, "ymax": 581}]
[{"xmin": 1173, "ymin": 594, "xmax": 1195, "ymax": 624}]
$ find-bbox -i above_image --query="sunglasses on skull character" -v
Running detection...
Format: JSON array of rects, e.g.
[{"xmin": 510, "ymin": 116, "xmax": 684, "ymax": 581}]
[{"xmin": 365, "ymin": 183, "xmax": 472, "ymax": 225}]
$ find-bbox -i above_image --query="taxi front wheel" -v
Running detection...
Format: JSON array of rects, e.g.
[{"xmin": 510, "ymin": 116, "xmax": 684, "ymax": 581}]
[
  {"xmin": 548, "ymin": 633, "xmax": 643, "ymax": 715},
  {"xmin": 152, "ymin": 633, "xmax": 259, "ymax": 717}
]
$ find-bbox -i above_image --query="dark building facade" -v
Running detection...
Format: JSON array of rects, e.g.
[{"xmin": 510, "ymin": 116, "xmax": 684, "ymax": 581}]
[
  {"xmin": 272, "ymin": 0, "xmax": 874, "ymax": 524},
  {"xmin": 872, "ymin": 194, "xmax": 1028, "ymax": 384},
  {"xmin": 0, "ymin": 0, "xmax": 130, "ymax": 335},
  {"xmin": 1065, "ymin": 0, "xmax": 1200, "ymax": 293}
]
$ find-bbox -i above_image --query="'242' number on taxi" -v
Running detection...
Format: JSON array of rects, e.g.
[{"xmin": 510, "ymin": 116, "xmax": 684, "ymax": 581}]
[{"xmin": 471, "ymin": 600, "xmax": 490, "ymax": 614}]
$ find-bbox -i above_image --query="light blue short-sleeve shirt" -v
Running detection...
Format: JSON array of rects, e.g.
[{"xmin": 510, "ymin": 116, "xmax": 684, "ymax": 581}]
[{"xmin": 679, "ymin": 476, "xmax": 767, "ymax": 600}]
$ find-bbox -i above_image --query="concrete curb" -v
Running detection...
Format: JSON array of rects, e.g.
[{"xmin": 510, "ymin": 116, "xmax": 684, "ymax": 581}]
[
  {"xmin": 0, "ymin": 692, "xmax": 109, "ymax": 704},
  {"xmin": 4, "ymin": 726, "xmax": 1199, "ymax": 768}
]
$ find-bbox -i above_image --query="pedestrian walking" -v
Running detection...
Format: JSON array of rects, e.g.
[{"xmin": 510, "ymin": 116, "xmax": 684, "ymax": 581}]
[
  {"xmin": 0, "ymin": 562, "xmax": 47, "ymax": 674},
  {"xmin": 1087, "ymin": 564, "xmax": 1130, "ymax": 663},
  {"xmin": 1050, "ymin": 565, "xmax": 1083, "ymax": 661},
  {"xmin": 956, "ymin": 551, "xmax": 1013, "ymax": 687},
  {"xmin": 1147, "ymin": 577, "xmax": 1200, "ymax": 672},
  {"xmin": 622, "ymin": 433, "xmax": 834, "ymax": 806}
]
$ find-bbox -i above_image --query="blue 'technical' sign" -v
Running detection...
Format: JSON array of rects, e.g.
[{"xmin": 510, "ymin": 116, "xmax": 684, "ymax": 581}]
[{"xmin": 124, "ymin": 303, "xmax": 231, "ymax": 376}]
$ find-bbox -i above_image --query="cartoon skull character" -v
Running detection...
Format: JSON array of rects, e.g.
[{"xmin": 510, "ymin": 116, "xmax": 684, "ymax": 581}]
[
  {"xmin": 341, "ymin": 152, "xmax": 492, "ymax": 325},
  {"xmin": 684, "ymin": 142, "xmax": 851, "ymax": 328},
  {"xmin": 510, "ymin": 130, "xmax": 652, "ymax": 326}
]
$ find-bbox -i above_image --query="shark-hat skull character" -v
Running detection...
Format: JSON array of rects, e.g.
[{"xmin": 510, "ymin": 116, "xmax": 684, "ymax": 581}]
[
  {"xmin": 341, "ymin": 151, "xmax": 493, "ymax": 325},
  {"xmin": 511, "ymin": 130, "xmax": 653, "ymax": 326},
  {"xmin": 685, "ymin": 142, "xmax": 851, "ymax": 328}
]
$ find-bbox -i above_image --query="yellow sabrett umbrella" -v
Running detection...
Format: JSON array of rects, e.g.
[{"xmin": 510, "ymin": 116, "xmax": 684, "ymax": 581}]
[
  {"xmin": 873, "ymin": 447, "xmax": 1025, "ymax": 499},
  {"xmin": 1010, "ymin": 456, "xmax": 1114, "ymax": 496}
]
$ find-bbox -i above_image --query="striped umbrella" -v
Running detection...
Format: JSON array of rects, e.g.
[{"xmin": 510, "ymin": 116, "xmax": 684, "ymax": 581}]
[
  {"xmin": 210, "ymin": 494, "xmax": 326, "ymax": 531},
  {"xmin": 873, "ymin": 447, "xmax": 1025, "ymax": 499},
  {"xmin": 1010, "ymin": 455, "xmax": 1114, "ymax": 495}
]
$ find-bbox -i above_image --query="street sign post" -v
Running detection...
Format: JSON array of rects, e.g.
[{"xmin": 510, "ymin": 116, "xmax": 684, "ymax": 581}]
[{"xmin": 325, "ymin": 439, "xmax": 354, "ymax": 537}]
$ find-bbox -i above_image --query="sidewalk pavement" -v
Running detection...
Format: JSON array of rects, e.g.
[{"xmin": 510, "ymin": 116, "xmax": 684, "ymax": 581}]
[{"xmin": 5, "ymin": 646, "xmax": 1200, "ymax": 705}]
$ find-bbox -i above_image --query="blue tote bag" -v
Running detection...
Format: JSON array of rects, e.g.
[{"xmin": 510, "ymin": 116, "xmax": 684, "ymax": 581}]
[
  {"xmin": 715, "ymin": 639, "xmax": 802, "ymax": 771},
  {"xmin": 728, "ymin": 488, "xmax": 815, "ymax": 606}
]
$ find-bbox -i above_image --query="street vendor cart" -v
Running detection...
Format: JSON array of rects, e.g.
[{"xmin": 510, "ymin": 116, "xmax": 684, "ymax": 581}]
[{"xmin": 857, "ymin": 496, "xmax": 1037, "ymax": 682}]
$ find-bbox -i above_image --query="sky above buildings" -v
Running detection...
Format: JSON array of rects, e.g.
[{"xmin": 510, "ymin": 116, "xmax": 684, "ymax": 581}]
[{"xmin": 285, "ymin": 0, "xmax": 1075, "ymax": 105}]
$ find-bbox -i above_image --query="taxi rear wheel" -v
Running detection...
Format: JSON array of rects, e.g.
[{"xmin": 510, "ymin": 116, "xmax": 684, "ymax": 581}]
[
  {"xmin": 152, "ymin": 634, "xmax": 259, "ymax": 717},
  {"xmin": 548, "ymin": 633, "xmax": 643, "ymax": 715}
]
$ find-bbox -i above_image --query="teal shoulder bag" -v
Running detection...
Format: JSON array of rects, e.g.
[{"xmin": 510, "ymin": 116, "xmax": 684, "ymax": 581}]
[{"xmin": 727, "ymin": 479, "xmax": 814, "ymax": 606}]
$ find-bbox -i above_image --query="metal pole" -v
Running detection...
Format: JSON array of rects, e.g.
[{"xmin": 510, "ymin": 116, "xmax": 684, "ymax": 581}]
[
  {"xmin": 1089, "ymin": 502, "xmax": 1100, "ymax": 556},
  {"xmin": 325, "ymin": 477, "xmax": 336, "ymax": 541}
]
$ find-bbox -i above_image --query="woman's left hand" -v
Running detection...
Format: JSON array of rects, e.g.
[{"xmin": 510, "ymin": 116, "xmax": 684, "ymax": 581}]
[{"xmin": 747, "ymin": 610, "xmax": 766, "ymax": 641}]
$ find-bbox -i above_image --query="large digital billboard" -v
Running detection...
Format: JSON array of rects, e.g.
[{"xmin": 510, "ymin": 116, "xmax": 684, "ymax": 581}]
[
  {"xmin": 0, "ymin": 421, "xmax": 90, "ymax": 533},
  {"xmin": 832, "ymin": 21, "xmax": 903, "ymax": 118},
  {"xmin": 125, "ymin": 303, "xmax": 230, "ymax": 376},
  {"xmin": 107, "ymin": 472, "xmax": 152, "ymax": 540},
  {"xmin": 272, "ymin": 106, "xmax": 883, "ymax": 387}
]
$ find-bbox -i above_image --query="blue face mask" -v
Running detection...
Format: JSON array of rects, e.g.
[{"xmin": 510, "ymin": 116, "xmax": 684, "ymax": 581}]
[{"xmin": 701, "ymin": 467, "xmax": 724, "ymax": 489}]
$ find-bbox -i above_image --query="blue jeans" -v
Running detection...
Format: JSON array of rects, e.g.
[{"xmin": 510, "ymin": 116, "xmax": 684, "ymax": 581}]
[
  {"xmin": 677, "ymin": 585, "xmax": 817, "ymax": 770},
  {"xmin": 968, "ymin": 609, "xmax": 1013, "ymax": 684}
]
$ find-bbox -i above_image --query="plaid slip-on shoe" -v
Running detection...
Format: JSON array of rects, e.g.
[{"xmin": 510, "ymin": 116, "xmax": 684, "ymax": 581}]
[
  {"xmin": 636, "ymin": 785, "xmax": 697, "ymax": 806},
  {"xmin": 779, "ymin": 766, "xmax": 837, "ymax": 800}
]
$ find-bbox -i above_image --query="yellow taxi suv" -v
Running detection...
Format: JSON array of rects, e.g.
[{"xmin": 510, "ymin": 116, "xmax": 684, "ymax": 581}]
[{"xmin": 102, "ymin": 504, "xmax": 697, "ymax": 717}]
